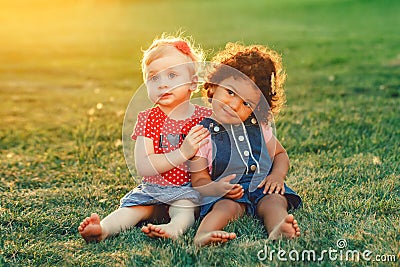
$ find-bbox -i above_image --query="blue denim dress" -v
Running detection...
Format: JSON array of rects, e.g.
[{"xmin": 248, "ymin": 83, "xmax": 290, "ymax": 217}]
[
  {"xmin": 120, "ymin": 182, "xmax": 200, "ymax": 208},
  {"xmin": 199, "ymin": 117, "xmax": 302, "ymax": 217}
]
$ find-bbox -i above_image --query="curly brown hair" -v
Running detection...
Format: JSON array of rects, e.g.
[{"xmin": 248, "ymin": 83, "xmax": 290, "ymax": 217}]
[{"xmin": 203, "ymin": 43, "xmax": 286, "ymax": 122}]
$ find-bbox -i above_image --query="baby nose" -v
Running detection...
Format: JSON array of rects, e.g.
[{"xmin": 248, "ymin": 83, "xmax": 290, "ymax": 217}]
[
  {"xmin": 229, "ymin": 96, "xmax": 241, "ymax": 111},
  {"xmin": 158, "ymin": 77, "xmax": 169, "ymax": 89},
  {"xmin": 158, "ymin": 84, "xmax": 168, "ymax": 89}
]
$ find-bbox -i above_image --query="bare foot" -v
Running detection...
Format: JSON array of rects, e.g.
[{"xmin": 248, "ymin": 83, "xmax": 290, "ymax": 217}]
[
  {"xmin": 268, "ymin": 214, "xmax": 300, "ymax": 240},
  {"xmin": 78, "ymin": 213, "xmax": 104, "ymax": 243},
  {"xmin": 141, "ymin": 223, "xmax": 182, "ymax": 239},
  {"xmin": 194, "ymin": 231, "xmax": 237, "ymax": 246}
]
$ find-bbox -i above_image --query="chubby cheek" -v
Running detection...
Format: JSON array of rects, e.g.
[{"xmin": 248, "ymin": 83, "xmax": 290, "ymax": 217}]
[
  {"xmin": 146, "ymin": 88, "xmax": 158, "ymax": 103},
  {"xmin": 211, "ymin": 100, "xmax": 219, "ymax": 111},
  {"xmin": 211, "ymin": 101, "xmax": 227, "ymax": 117},
  {"xmin": 173, "ymin": 78, "xmax": 192, "ymax": 89},
  {"xmin": 239, "ymin": 113, "xmax": 251, "ymax": 122}
]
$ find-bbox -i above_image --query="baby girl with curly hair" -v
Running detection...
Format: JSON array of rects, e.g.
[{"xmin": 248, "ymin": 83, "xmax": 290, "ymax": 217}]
[{"xmin": 190, "ymin": 43, "xmax": 302, "ymax": 246}]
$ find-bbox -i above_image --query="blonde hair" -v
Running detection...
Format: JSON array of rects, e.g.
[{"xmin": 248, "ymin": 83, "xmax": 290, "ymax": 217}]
[{"xmin": 141, "ymin": 33, "xmax": 204, "ymax": 81}]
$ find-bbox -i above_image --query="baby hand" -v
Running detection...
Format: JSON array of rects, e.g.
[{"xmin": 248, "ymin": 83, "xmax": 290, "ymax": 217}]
[
  {"xmin": 213, "ymin": 174, "xmax": 242, "ymax": 198},
  {"xmin": 224, "ymin": 184, "xmax": 244, "ymax": 200},
  {"xmin": 180, "ymin": 125, "xmax": 210, "ymax": 159},
  {"xmin": 257, "ymin": 175, "xmax": 285, "ymax": 195}
]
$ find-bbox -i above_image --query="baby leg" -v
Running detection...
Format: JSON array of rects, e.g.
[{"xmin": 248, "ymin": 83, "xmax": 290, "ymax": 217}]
[
  {"xmin": 256, "ymin": 194, "xmax": 300, "ymax": 240},
  {"xmin": 78, "ymin": 205, "xmax": 154, "ymax": 243},
  {"xmin": 142, "ymin": 199, "xmax": 195, "ymax": 239},
  {"xmin": 194, "ymin": 199, "xmax": 245, "ymax": 246}
]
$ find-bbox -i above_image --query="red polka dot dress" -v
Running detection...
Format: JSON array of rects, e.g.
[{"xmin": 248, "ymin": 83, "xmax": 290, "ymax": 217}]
[{"xmin": 131, "ymin": 105, "xmax": 212, "ymax": 186}]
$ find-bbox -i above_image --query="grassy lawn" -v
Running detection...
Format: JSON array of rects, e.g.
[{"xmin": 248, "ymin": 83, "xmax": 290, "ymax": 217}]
[{"xmin": 1, "ymin": 0, "xmax": 399, "ymax": 266}]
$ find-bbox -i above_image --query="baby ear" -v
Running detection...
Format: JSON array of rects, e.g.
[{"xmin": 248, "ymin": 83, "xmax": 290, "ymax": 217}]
[
  {"xmin": 207, "ymin": 87, "xmax": 214, "ymax": 103},
  {"xmin": 190, "ymin": 75, "xmax": 199, "ymax": 91}
]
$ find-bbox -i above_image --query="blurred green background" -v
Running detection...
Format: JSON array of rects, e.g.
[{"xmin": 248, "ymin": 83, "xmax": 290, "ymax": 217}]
[{"xmin": 1, "ymin": 0, "xmax": 399, "ymax": 128}]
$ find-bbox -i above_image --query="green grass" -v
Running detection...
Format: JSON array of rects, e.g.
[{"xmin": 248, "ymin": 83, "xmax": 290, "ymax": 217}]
[{"xmin": 1, "ymin": 0, "xmax": 399, "ymax": 266}]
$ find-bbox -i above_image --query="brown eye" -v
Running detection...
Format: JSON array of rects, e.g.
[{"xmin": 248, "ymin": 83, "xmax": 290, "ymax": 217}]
[
  {"xmin": 226, "ymin": 89, "xmax": 235, "ymax": 96},
  {"xmin": 243, "ymin": 101, "xmax": 251, "ymax": 108}
]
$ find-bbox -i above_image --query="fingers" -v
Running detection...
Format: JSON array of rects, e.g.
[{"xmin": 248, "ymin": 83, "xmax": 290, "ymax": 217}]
[
  {"xmin": 224, "ymin": 184, "xmax": 244, "ymax": 199},
  {"xmin": 264, "ymin": 182, "xmax": 285, "ymax": 195},
  {"xmin": 230, "ymin": 185, "xmax": 243, "ymax": 194},
  {"xmin": 257, "ymin": 179, "xmax": 266, "ymax": 188},
  {"xmin": 225, "ymin": 189, "xmax": 244, "ymax": 200},
  {"xmin": 187, "ymin": 124, "xmax": 205, "ymax": 134},
  {"xmin": 215, "ymin": 178, "xmax": 239, "ymax": 197},
  {"xmin": 180, "ymin": 126, "xmax": 209, "ymax": 159},
  {"xmin": 226, "ymin": 192, "xmax": 243, "ymax": 200},
  {"xmin": 183, "ymin": 126, "xmax": 209, "ymax": 150},
  {"xmin": 280, "ymin": 186, "xmax": 285, "ymax": 195},
  {"xmin": 221, "ymin": 182, "xmax": 236, "ymax": 194},
  {"xmin": 261, "ymin": 176, "xmax": 285, "ymax": 194},
  {"xmin": 187, "ymin": 126, "xmax": 209, "ymax": 142},
  {"xmin": 196, "ymin": 130, "xmax": 210, "ymax": 144},
  {"xmin": 263, "ymin": 180, "xmax": 272, "ymax": 194}
]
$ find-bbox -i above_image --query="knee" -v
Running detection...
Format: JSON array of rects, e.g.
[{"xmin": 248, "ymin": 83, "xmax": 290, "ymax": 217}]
[
  {"xmin": 258, "ymin": 194, "xmax": 288, "ymax": 209},
  {"xmin": 213, "ymin": 199, "xmax": 244, "ymax": 217}
]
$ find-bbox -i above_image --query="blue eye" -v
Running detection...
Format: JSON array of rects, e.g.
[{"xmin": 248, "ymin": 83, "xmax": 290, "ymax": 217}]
[
  {"xmin": 168, "ymin": 72, "xmax": 177, "ymax": 79},
  {"xmin": 149, "ymin": 74, "xmax": 159, "ymax": 82}
]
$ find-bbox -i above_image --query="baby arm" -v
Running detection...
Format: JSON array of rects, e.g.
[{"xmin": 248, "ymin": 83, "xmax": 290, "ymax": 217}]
[
  {"xmin": 257, "ymin": 135, "xmax": 289, "ymax": 194},
  {"xmin": 190, "ymin": 156, "xmax": 243, "ymax": 199},
  {"xmin": 134, "ymin": 125, "xmax": 209, "ymax": 177}
]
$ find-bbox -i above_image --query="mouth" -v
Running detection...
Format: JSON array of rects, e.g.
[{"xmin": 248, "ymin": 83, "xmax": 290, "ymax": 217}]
[
  {"xmin": 158, "ymin": 92, "xmax": 173, "ymax": 99},
  {"xmin": 221, "ymin": 106, "xmax": 237, "ymax": 118}
]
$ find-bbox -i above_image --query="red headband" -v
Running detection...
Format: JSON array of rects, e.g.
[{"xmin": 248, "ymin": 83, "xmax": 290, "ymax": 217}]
[{"xmin": 173, "ymin": 41, "xmax": 191, "ymax": 55}]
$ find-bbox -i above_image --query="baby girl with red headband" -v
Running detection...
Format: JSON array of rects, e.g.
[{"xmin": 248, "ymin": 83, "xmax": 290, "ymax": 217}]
[{"xmin": 78, "ymin": 34, "xmax": 211, "ymax": 242}]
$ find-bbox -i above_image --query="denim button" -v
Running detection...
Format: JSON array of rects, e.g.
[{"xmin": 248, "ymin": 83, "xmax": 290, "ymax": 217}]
[
  {"xmin": 243, "ymin": 150, "xmax": 250, "ymax": 156},
  {"xmin": 238, "ymin": 136, "xmax": 244, "ymax": 141},
  {"xmin": 250, "ymin": 164, "xmax": 257, "ymax": 171}
]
